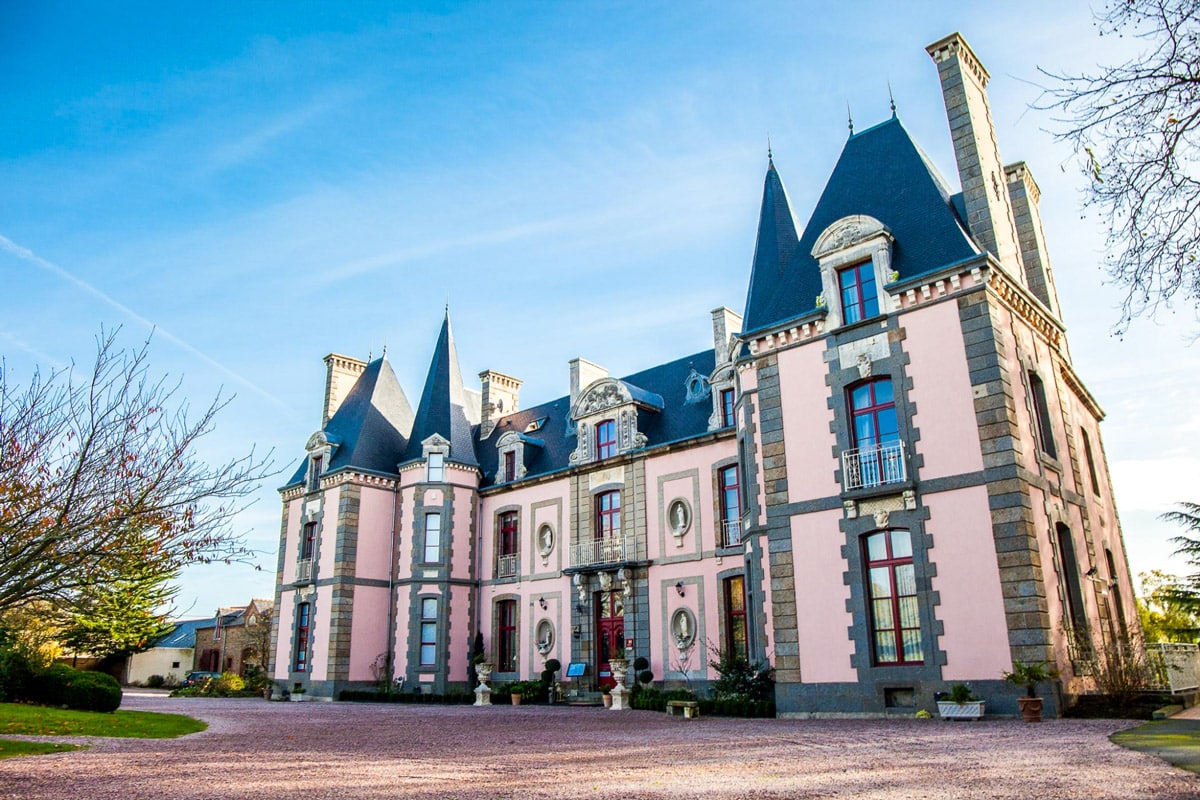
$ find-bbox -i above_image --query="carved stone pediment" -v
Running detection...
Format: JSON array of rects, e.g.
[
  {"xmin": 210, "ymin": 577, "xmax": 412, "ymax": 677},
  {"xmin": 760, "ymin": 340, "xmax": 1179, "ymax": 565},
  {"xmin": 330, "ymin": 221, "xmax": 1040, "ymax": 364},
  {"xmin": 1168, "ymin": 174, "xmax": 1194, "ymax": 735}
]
[
  {"xmin": 305, "ymin": 431, "xmax": 339, "ymax": 453},
  {"xmin": 572, "ymin": 378, "xmax": 632, "ymax": 418},
  {"xmin": 812, "ymin": 215, "xmax": 892, "ymax": 260}
]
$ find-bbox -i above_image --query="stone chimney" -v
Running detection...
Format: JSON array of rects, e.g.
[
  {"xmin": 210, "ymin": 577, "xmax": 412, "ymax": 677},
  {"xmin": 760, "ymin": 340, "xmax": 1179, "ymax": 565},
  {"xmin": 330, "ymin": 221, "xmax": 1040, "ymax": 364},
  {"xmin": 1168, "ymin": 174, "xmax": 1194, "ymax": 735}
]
[
  {"xmin": 478, "ymin": 369, "xmax": 522, "ymax": 439},
  {"xmin": 927, "ymin": 33, "xmax": 1024, "ymax": 282},
  {"xmin": 1005, "ymin": 162, "xmax": 1062, "ymax": 319},
  {"xmin": 322, "ymin": 353, "xmax": 367, "ymax": 424},
  {"xmin": 711, "ymin": 307, "xmax": 743, "ymax": 364},
  {"xmin": 569, "ymin": 358, "xmax": 608, "ymax": 409}
]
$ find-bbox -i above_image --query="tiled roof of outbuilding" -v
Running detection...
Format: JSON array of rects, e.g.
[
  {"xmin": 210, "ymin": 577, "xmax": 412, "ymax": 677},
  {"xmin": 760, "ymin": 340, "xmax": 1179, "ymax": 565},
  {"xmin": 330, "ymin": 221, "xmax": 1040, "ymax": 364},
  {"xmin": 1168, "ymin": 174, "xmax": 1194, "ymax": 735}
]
[
  {"xmin": 742, "ymin": 116, "xmax": 980, "ymax": 335},
  {"xmin": 151, "ymin": 618, "xmax": 209, "ymax": 649}
]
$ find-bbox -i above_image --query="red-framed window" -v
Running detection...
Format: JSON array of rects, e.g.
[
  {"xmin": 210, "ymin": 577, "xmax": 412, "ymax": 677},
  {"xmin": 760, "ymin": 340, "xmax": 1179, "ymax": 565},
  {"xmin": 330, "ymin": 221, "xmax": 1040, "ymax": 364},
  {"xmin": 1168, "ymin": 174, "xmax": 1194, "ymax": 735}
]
[
  {"xmin": 1028, "ymin": 372, "xmax": 1057, "ymax": 458},
  {"xmin": 596, "ymin": 419, "xmax": 617, "ymax": 460},
  {"xmin": 293, "ymin": 602, "xmax": 311, "ymax": 671},
  {"xmin": 423, "ymin": 513, "xmax": 442, "ymax": 563},
  {"xmin": 419, "ymin": 597, "xmax": 438, "ymax": 665},
  {"xmin": 838, "ymin": 261, "xmax": 879, "ymax": 324},
  {"xmin": 300, "ymin": 522, "xmax": 317, "ymax": 560},
  {"xmin": 719, "ymin": 465, "xmax": 741, "ymax": 547},
  {"xmin": 848, "ymin": 378, "xmax": 901, "ymax": 487},
  {"xmin": 499, "ymin": 511, "xmax": 518, "ymax": 557},
  {"xmin": 595, "ymin": 490, "xmax": 621, "ymax": 540},
  {"xmin": 723, "ymin": 576, "xmax": 748, "ymax": 658},
  {"xmin": 497, "ymin": 599, "xmax": 517, "ymax": 672},
  {"xmin": 864, "ymin": 530, "xmax": 922, "ymax": 665},
  {"xmin": 503, "ymin": 450, "xmax": 516, "ymax": 482},
  {"xmin": 720, "ymin": 388, "xmax": 736, "ymax": 428}
]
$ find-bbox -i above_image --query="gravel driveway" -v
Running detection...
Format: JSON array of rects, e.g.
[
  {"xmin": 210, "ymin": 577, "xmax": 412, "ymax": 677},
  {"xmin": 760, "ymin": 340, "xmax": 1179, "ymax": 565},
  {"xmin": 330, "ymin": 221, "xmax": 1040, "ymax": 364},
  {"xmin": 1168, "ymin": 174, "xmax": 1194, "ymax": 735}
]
[{"xmin": 1, "ymin": 693, "xmax": 1197, "ymax": 799}]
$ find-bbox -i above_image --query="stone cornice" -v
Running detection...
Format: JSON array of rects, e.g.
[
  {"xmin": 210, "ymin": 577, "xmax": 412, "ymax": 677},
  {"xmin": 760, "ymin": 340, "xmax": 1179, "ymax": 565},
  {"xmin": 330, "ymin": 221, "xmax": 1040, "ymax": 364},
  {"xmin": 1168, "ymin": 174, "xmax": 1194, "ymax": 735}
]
[{"xmin": 1059, "ymin": 362, "xmax": 1105, "ymax": 421}]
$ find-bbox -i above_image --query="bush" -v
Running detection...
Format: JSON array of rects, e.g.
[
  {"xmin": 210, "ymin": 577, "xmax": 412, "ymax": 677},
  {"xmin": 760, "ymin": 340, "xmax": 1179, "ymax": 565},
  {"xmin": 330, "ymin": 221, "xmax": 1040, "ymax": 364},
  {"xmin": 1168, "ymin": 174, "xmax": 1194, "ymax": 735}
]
[
  {"xmin": 0, "ymin": 646, "xmax": 36, "ymax": 702},
  {"xmin": 213, "ymin": 672, "xmax": 245, "ymax": 694},
  {"xmin": 146, "ymin": 674, "xmax": 166, "ymax": 688},
  {"xmin": 709, "ymin": 649, "xmax": 774, "ymax": 702},
  {"xmin": 28, "ymin": 665, "xmax": 122, "ymax": 712},
  {"xmin": 633, "ymin": 656, "xmax": 649, "ymax": 671}
]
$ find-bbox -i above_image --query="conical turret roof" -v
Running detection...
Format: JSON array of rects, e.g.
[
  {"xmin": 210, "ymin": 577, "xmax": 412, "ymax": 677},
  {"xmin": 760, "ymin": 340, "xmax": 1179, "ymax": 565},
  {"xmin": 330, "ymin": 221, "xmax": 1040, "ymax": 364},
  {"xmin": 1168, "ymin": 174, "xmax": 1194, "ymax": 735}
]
[{"xmin": 402, "ymin": 312, "xmax": 479, "ymax": 467}]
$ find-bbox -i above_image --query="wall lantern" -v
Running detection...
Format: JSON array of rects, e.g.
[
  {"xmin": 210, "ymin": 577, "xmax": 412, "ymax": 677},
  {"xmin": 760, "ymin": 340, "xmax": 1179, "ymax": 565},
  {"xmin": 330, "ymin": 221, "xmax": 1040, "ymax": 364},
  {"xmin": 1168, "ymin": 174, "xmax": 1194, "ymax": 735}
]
[{"xmin": 675, "ymin": 581, "xmax": 685, "ymax": 597}]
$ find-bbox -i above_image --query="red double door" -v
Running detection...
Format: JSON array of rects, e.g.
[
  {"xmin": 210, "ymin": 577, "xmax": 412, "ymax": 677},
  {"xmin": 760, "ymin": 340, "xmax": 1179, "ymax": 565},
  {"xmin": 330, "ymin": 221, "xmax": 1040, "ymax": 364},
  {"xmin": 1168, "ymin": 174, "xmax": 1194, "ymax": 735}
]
[{"xmin": 595, "ymin": 590, "xmax": 624, "ymax": 689}]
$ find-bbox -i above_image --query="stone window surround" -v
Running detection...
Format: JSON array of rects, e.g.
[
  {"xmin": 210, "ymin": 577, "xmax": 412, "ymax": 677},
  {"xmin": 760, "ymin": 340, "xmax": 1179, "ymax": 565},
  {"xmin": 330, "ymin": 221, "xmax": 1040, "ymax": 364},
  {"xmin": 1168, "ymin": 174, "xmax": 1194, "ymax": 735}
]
[
  {"xmin": 421, "ymin": 434, "xmax": 451, "ymax": 481},
  {"xmin": 568, "ymin": 378, "xmax": 652, "ymax": 466},
  {"xmin": 711, "ymin": 455, "xmax": 741, "ymax": 551},
  {"xmin": 491, "ymin": 592, "xmax": 521, "ymax": 677},
  {"xmin": 813, "ymin": 215, "xmax": 897, "ymax": 329},
  {"xmin": 493, "ymin": 504, "xmax": 521, "ymax": 579},
  {"xmin": 303, "ymin": 431, "xmax": 338, "ymax": 494},
  {"xmin": 495, "ymin": 431, "xmax": 530, "ymax": 484},
  {"xmin": 707, "ymin": 363, "xmax": 737, "ymax": 432}
]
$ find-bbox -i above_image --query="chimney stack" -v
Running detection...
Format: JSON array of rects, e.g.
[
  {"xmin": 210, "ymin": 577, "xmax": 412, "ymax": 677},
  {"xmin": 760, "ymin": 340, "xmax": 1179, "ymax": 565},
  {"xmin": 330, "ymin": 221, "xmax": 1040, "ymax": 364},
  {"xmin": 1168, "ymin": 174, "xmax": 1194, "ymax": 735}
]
[
  {"xmin": 322, "ymin": 353, "xmax": 367, "ymax": 424},
  {"xmin": 569, "ymin": 358, "xmax": 608, "ymax": 409},
  {"xmin": 927, "ymin": 33, "xmax": 1025, "ymax": 282},
  {"xmin": 711, "ymin": 307, "xmax": 743, "ymax": 364},
  {"xmin": 1005, "ymin": 162, "xmax": 1062, "ymax": 319},
  {"xmin": 478, "ymin": 369, "xmax": 522, "ymax": 439}
]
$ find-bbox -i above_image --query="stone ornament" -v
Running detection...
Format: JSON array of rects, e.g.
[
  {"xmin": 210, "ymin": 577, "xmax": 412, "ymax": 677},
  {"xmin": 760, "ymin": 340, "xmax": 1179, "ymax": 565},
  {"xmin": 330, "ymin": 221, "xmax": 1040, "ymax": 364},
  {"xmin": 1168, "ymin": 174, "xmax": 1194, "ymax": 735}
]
[
  {"xmin": 537, "ymin": 524, "xmax": 555, "ymax": 558},
  {"xmin": 618, "ymin": 567, "xmax": 632, "ymax": 600},
  {"xmin": 536, "ymin": 619, "xmax": 554, "ymax": 655},
  {"xmin": 573, "ymin": 573, "xmax": 588, "ymax": 605},
  {"xmin": 598, "ymin": 571, "xmax": 613, "ymax": 592},
  {"xmin": 668, "ymin": 498, "xmax": 691, "ymax": 538},
  {"xmin": 873, "ymin": 509, "xmax": 890, "ymax": 529},
  {"xmin": 671, "ymin": 607, "xmax": 696, "ymax": 650}
]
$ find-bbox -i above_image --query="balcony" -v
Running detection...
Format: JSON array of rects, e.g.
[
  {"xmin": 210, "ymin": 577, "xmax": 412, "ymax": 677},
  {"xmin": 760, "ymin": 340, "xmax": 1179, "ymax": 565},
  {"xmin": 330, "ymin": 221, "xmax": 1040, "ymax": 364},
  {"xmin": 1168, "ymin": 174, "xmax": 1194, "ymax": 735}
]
[
  {"xmin": 720, "ymin": 519, "xmax": 742, "ymax": 548},
  {"xmin": 841, "ymin": 441, "xmax": 906, "ymax": 491},
  {"xmin": 295, "ymin": 559, "xmax": 313, "ymax": 584},
  {"xmin": 571, "ymin": 536, "xmax": 633, "ymax": 567},
  {"xmin": 496, "ymin": 553, "xmax": 519, "ymax": 579}
]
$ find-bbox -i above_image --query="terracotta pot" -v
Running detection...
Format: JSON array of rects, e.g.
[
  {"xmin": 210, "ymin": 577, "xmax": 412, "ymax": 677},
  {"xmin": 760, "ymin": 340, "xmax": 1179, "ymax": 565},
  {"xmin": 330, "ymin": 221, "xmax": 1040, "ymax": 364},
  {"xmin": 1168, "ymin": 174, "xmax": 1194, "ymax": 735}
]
[
  {"xmin": 602, "ymin": 694, "xmax": 613, "ymax": 708},
  {"xmin": 511, "ymin": 694, "xmax": 522, "ymax": 706},
  {"xmin": 1017, "ymin": 696, "xmax": 1044, "ymax": 722}
]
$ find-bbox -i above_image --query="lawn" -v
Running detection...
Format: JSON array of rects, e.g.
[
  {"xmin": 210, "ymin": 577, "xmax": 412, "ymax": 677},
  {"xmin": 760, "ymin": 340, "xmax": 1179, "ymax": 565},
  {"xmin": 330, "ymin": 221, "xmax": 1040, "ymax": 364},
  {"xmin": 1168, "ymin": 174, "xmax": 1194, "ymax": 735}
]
[
  {"xmin": 0, "ymin": 703, "xmax": 206, "ymax": 740},
  {"xmin": 0, "ymin": 739, "xmax": 81, "ymax": 759}
]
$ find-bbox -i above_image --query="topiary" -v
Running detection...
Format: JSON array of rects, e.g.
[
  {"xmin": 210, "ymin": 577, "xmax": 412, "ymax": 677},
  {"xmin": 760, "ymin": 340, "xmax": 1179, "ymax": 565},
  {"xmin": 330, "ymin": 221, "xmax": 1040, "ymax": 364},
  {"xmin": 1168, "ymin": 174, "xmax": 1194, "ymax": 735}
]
[
  {"xmin": 30, "ymin": 664, "xmax": 77, "ymax": 707},
  {"xmin": 638, "ymin": 669, "xmax": 654, "ymax": 686},
  {"xmin": 65, "ymin": 671, "xmax": 122, "ymax": 713},
  {"xmin": 544, "ymin": 658, "xmax": 561, "ymax": 673},
  {"xmin": 632, "ymin": 656, "xmax": 649, "ymax": 672}
]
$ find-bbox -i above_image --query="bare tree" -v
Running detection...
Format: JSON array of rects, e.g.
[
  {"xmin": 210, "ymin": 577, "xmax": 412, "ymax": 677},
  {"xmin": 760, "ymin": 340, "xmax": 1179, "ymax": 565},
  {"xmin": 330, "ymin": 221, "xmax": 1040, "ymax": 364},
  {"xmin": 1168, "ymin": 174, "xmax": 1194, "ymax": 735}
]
[
  {"xmin": 1042, "ymin": 0, "xmax": 1200, "ymax": 331},
  {"xmin": 0, "ymin": 328, "xmax": 273, "ymax": 615}
]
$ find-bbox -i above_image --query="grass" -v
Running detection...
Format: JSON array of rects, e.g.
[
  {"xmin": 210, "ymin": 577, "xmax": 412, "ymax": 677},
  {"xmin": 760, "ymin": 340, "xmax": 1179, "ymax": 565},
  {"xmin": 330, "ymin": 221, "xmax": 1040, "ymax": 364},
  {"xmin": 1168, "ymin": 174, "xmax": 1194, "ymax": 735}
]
[
  {"xmin": 0, "ymin": 739, "xmax": 82, "ymax": 760},
  {"xmin": 0, "ymin": 702, "xmax": 206, "ymax": 739},
  {"xmin": 1111, "ymin": 718, "xmax": 1200, "ymax": 775}
]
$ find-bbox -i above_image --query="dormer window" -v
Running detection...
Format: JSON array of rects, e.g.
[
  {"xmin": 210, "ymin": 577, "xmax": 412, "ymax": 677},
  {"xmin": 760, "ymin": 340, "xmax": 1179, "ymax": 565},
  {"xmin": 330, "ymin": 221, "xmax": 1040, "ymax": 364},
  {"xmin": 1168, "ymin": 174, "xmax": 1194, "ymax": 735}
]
[
  {"xmin": 307, "ymin": 456, "xmax": 323, "ymax": 493},
  {"xmin": 495, "ymin": 430, "xmax": 539, "ymax": 484},
  {"xmin": 720, "ymin": 388, "xmax": 736, "ymax": 428},
  {"xmin": 596, "ymin": 419, "xmax": 617, "ymax": 460},
  {"xmin": 427, "ymin": 451, "xmax": 445, "ymax": 482},
  {"xmin": 839, "ymin": 261, "xmax": 880, "ymax": 323},
  {"xmin": 503, "ymin": 451, "xmax": 516, "ymax": 482},
  {"xmin": 812, "ymin": 215, "xmax": 895, "ymax": 328},
  {"xmin": 302, "ymin": 431, "xmax": 338, "ymax": 493}
]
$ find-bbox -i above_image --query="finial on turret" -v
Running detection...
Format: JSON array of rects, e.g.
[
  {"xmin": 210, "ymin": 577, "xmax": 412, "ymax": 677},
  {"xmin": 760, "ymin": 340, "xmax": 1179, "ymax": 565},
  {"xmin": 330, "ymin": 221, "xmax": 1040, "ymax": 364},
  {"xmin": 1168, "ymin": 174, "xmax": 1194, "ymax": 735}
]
[
  {"xmin": 847, "ymin": 103, "xmax": 854, "ymax": 136},
  {"xmin": 767, "ymin": 134, "xmax": 773, "ymax": 163},
  {"xmin": 888, "ymin": 82, "xmax": 897, "ymax": 117}
]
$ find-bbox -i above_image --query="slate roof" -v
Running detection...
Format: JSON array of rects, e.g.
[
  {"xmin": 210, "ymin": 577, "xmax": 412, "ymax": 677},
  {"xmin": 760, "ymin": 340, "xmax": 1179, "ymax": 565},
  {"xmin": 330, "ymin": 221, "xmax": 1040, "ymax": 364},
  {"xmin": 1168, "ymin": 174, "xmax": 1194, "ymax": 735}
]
[
  {"xmin": 476, "ymin": 349, "xmax": 719, "ymax": 488},
  {"xmin": 742, "ymin": 116, "xmax": 980, "ymax": 335},
  {"xmin": 284, "ymin": 357, "xmax": 415, "ymax": 486},
  {"xmin": 401, "ymin": 312, "xmax": 480, "ymax": 467},
  {"xmin": 151, "ymin": 618, "xmax": 209, "ymax": 649}
]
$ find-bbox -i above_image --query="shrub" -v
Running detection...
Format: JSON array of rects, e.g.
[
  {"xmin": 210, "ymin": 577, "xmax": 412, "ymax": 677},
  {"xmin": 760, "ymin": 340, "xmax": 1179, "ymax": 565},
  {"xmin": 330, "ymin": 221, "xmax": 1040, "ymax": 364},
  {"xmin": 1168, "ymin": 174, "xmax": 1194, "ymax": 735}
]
[
  {"xmin": 29, "ymin": 665, "xmax": 122, "ymax": 712},
  {"xmin": 146, "ymin": 674, "xmax": 166, "ymax": 688},
  {"xmin": 0, "ymin": 646, "xmax": 36, "ymax": 702},
  {"xmin": 708, "ymin": 649, "xmax": 774, "ymax": 702},
  {"xmin": 638, "ymin": 669, "xmax": 654, "ymax": 686},
  {"xmin": 213, "ymin": 672, "xmax": 246, "ymax": 694},
  {"xmin": 633, "ymin": 656, "xmax": 649, "ymax": 671}
]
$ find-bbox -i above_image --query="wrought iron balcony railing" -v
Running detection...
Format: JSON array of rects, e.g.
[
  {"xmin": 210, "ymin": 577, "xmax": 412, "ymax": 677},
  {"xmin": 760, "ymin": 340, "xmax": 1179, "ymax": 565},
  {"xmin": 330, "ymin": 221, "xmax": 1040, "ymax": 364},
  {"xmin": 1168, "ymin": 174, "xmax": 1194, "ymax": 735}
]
[
  {"xmin": 841, "ymin": 441, "xmax": 906, "ymax": 490},
  {"xmin": 721, "ymin": 519, "xmax": 742, "ymax": 548},
  {"xmin": 571, "ymin": 536, "xmax": 632, "ymax": 567},
  {"xmin": 295, "ymin": 559, "xmax": 313, "ymax": 584},
  {"xmin": 496, "ymin": 553, "xmax": 519, "ymax": 578}
]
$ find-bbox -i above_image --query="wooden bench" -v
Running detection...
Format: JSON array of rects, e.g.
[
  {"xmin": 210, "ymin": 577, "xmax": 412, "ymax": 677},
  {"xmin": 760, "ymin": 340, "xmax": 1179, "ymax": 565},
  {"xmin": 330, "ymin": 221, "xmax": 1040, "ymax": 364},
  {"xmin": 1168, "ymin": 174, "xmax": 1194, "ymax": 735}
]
[{"xmin": 666, "ymin": 700, "xmax": 700, "ymax": 719}]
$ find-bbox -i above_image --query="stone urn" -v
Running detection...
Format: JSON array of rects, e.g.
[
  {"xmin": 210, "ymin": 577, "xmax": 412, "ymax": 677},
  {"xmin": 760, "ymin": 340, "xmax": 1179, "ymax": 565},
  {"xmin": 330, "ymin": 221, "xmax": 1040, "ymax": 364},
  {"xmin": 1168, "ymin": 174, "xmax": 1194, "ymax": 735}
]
[
  {"xmin": 608, "ymin": 658, "xmax": 630, "ymax": 711},
  {"xmin": 474, "ymin": 662, "xmax": 494, "ymax": 707}
]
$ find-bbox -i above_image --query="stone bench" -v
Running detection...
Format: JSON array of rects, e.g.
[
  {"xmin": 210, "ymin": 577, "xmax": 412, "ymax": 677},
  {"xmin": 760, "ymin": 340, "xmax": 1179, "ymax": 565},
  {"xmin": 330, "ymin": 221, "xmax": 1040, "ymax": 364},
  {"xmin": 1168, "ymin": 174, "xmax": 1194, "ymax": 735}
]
[{"xmin": 666, "ymin": 700, "xmax": 700, "ymax": 719}]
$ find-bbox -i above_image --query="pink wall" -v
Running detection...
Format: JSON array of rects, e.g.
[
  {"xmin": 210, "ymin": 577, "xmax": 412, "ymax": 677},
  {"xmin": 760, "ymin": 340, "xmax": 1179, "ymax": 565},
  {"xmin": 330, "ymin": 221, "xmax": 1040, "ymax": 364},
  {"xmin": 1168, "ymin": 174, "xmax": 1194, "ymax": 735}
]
[
  {"xmin": 356, "ymin": 487, "xmax": 396, "ymax": 582},
  {"xmin": 776, "ymin": 344, "xmax": 840, "ymax": 503},
  {"xmin": 479, "ymin": 478, "xmax": 570, "ymax": 581},
  {"xmin": 791, "ymin": 509, "xmax": 856, "ymax": 682},
  {"xmin": 309, "ymin": 585, "xmax": 332, "ymax": 680},
  {"xmin": 272, "ymin": 589, "xmax": 295, "ymax": 680},
  {"xmin": 318, "ymin": 487, "xmax": 341, "ymax": 569},
  {"xmin": 925, "ymin": 487, "xmax": 1012, "ymax": 679},
  {"xmin": 393, "ymin": 590, "xmax": 412, "ymax": 676},
  {"xmin": 642, "ymin": 441, "xmax": 735, "ymax": 558},
  {"xmin": 449, "ymin": 585, "xmax": 471, "ymax": 680},
  {"xmin": 739, "ymin": 367, "xmax": 769, "ymax": 529},
  {"xmin": 903, "ymin": 302, "xmax": 985, "ymax": 480},
  {"xmin": 348, "ymin": 585, "xmax": 392, "ymax": 681}
]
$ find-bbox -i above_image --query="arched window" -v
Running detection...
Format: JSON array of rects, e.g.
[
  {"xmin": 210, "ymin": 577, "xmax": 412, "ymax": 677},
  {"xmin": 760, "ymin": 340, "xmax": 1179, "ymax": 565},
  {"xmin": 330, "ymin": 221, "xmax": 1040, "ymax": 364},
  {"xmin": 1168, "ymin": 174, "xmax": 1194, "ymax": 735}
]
[
  {"xmin": 596, "ymin": 419, "xmax": 617, "ymax": 460},
  {"xmin": 847, "ymin": 379, "xmax": 902, "ymax": 488},
  {"xmin": 864, "ymin": 530, "xmax": 922, "ymax": 665}
]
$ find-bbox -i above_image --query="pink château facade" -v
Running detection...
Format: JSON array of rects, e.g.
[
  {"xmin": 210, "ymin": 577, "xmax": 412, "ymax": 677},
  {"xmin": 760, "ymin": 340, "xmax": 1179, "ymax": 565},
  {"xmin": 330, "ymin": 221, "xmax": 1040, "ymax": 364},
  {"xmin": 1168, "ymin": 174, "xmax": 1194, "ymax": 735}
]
[{"xmin": 272, "ymin": 33, "xmax": 1139, "ymax": 716}]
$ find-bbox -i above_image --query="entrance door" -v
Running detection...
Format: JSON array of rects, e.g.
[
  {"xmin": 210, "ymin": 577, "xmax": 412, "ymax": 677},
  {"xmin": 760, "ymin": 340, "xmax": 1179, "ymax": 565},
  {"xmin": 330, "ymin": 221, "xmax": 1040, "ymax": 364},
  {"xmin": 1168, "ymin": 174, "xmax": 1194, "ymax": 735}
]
[{"xmin": 595, "ymin": 590, "xmax": 625, "ymax": 689}]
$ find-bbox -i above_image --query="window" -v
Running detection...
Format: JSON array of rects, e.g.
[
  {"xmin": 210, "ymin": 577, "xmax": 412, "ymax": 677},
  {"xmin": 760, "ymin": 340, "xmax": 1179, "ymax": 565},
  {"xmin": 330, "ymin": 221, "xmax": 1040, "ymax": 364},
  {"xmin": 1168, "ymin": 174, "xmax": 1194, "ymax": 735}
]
[
  {"xmin": 300, "ymin": 522, "xmax": 317, "ymax": 561},
  {"xmin": 838, "ymin": 261, "xmax": 879, "ymax": 324},
  {"xmin": 503, "ymin": 450, "xmax": 516, "ymax": 483},
  {"xmin": 719, "ymin": 465, "xmax": 742, "ymax": 547},
  {"xmin": 293, "ymin": 602, "xmax": 311, "ymax": 672},
  {"xmin": 1056, "ymin": 523, "xmax": 1087, "ymax": 635},
  {"xmin": 497, "ymin": 511, "xmax": 519, "ymax": 577},
  {"xmin": 595, "ymin": 490, "xmax": 621, "ymax": 540},
  {"xmin": 720, "ymin": 388, "xmax": 736, "ymax": 428},
  {"xmin": 307, "ymin": 456, "xmax": 323, "ymax": 492},
  {"xmin": 724, "ymin": 576, "xmax": 748, "ymax": 658},
  {"xmin": 423, "ymin": 513, "xmax": 442, "ymax": 563},
  {"xmin": 1029, "ymin": 372, "xmax": 1057, "ymax": 459},
  {"xmin": 419, "ymin": 598, "xmax": 438, "ymax": 665},
  {"xmin": 497, "ymin": 599, "xmax": 517, "ymax": 672},
  {"xmin": 1081, "ymin": 428, "xmax": 1101, "ymax": 495},
  {"xmin": 846, "ymin": 379, "xmax": 903, "ymax": 489},
  {"xmin": 1106, "ymin": 548, "xmax": 1128, "ymax": 639},
  {"xmin": 427, "ymin": 452, "xmax": 444, "ymax": 482},
  {"xmin": 596, "ymin": 419, "xmax": 617, "ymax": 460},
  {"xmin": 171, "ymin": 661, "xmax": 181, "ymax": 669},
  {"xmin": 864, "ymin": 530, "xmax": 923, "ymax": 665}
]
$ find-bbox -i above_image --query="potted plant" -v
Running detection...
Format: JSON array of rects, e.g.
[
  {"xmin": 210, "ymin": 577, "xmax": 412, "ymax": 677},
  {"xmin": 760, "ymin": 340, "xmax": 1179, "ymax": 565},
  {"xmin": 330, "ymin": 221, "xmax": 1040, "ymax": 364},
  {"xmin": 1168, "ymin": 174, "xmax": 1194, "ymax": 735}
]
[
  {"xmin": 1003, "ymin": 661, "xmax": 1060, "ymax": 722},
  {"xmin": 289, "ymin": 686, "xmax": 307, "ymax": 703},
  {"xmin": 936, "ymin": 683, "xmax": 985, "ymax": 721},
  {"xmin": 601, "ymin": 685, "xmax": 613, "ymax": 708}
]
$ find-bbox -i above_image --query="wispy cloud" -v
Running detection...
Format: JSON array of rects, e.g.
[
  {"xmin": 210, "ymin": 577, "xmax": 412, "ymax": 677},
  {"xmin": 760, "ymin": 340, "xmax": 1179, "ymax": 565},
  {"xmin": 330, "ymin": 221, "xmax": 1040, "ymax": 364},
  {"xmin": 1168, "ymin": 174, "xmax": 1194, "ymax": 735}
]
[
  {"xmin": 0, "ymin": 234, "xmax": 293, "ymax": 412},
  {"xmin": 0, "ymin": 330, "xmax": 69, "ymax": 371}
]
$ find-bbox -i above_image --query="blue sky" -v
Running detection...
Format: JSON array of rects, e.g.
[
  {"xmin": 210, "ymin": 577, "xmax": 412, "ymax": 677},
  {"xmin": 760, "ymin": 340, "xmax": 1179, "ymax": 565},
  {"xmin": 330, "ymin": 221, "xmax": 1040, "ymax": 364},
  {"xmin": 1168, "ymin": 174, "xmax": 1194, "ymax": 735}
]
[{"xmin": 3, "ymin": 1, "xmax": 1198, "ymax": 619}]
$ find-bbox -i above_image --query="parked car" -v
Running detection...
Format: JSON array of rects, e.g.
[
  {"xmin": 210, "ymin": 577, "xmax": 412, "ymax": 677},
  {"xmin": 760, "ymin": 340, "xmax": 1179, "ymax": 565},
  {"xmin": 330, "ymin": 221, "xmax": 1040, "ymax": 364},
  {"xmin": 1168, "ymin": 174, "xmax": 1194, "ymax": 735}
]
[{"xmin": 183, "ymin": 671, "xmax": 221, "ymax": 687}]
